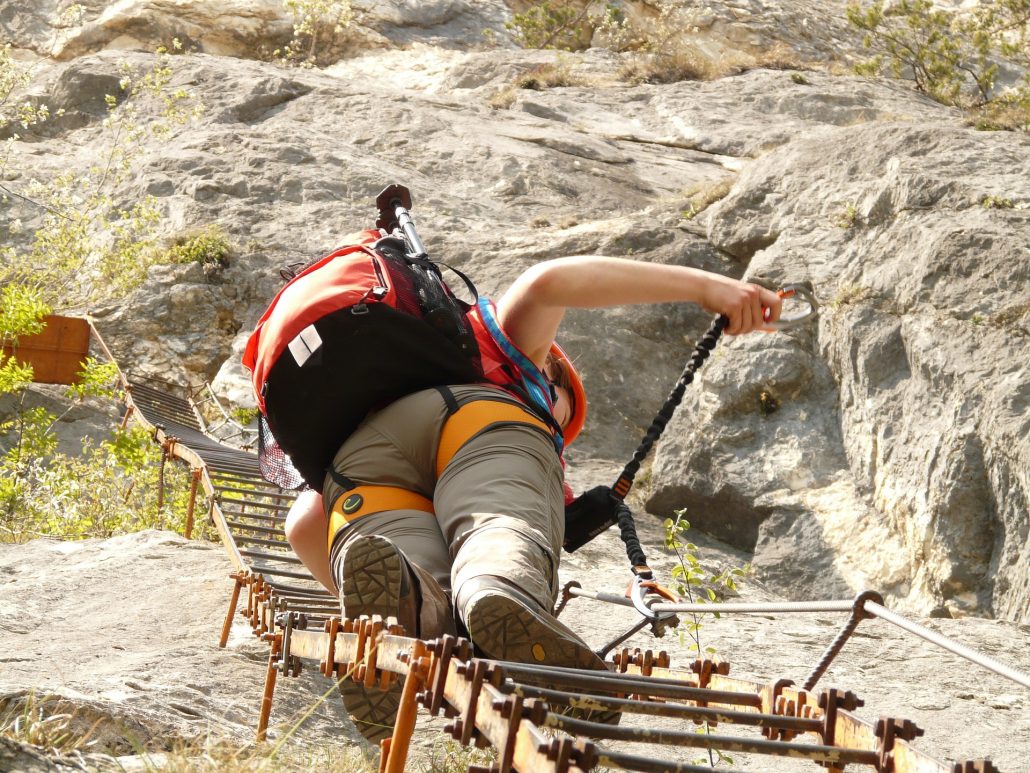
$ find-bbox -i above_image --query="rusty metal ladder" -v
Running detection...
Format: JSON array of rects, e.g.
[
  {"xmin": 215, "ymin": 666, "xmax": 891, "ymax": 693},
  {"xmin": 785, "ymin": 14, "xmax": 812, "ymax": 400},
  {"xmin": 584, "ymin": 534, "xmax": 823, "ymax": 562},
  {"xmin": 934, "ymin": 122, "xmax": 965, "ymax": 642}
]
[{"xmin": 75, "ymin": 316, "xmax": 1012, "ymax": 772}]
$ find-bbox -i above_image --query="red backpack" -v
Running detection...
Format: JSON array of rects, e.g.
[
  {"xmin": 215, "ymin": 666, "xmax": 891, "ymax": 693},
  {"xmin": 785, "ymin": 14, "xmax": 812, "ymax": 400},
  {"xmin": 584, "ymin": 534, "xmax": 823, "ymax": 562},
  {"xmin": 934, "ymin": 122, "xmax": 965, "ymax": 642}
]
[{"xmin": 242, "ymin": 230, "xmax": 561, "ymax": 490}]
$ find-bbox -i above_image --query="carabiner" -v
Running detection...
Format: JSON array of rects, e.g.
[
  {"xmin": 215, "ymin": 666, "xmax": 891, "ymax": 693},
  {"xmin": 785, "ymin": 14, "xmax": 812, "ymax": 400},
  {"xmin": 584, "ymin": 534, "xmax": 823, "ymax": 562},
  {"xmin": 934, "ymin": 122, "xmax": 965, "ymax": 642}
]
[
  {"xmin": 765, "ymin": 283, "xmax": 819, "ymax": 330},
  {"xmin": 629, "ymin": 573, "xmax": 679, "ymax": 620}
]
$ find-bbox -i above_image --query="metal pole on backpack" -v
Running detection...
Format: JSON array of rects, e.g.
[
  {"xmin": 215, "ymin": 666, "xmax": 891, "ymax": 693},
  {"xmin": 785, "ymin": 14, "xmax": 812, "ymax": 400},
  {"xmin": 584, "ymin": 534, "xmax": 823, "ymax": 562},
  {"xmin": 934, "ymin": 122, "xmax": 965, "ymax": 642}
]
[
  {"xmin": 376, "ymin": 184, "xmax": 428, "ymax": 260},
  {"xmin": 372, "ymin": 184, "xmax": 479, "ymax": 356}
]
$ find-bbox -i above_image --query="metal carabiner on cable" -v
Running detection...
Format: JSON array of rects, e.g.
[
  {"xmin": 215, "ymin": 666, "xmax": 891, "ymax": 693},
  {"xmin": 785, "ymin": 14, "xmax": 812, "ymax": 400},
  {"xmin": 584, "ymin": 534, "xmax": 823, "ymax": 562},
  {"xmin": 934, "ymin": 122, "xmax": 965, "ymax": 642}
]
[
  {"xmin": 629, "ymin": 571, "xmax": 679, "ymax": 620},
  {"xmin": 765, "ymin": 283, "xmax": 819, "ymax": 330}
]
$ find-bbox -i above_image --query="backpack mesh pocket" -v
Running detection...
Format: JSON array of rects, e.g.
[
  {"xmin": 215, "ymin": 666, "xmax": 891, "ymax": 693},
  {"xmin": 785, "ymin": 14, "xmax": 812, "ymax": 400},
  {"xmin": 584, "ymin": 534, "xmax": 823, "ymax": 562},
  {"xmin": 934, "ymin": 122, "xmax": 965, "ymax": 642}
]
[{"xmin": 258, "ymin": 414, "xmax": 306, "ymax": 490}]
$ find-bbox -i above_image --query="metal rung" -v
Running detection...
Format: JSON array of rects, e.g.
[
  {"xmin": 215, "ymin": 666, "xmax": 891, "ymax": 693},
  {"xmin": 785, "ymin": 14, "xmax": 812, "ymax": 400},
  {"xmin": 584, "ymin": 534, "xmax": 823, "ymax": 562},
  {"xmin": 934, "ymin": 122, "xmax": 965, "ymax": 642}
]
[
  {"xmin": 225, "ymin": 520, "xmax": 285, "ymax": 536},
  {"xmin": 249, "ymin": 564, "xmax": 319, "ymax": 581},
  {"xmin": 216, "ymin": 495, "xmax": 289, "ymax": 513},
  {"xmin": 266, "ymin": 581, "xmax": 334, "ymax": 599},
  {"xmin": 220, "ymin": 508, "xmax": 285, "ymax": 523},
  {"xmin": 240, "ymin": 549, "xmax": 303, "ymax": 565},
  {"xmin": 216, "ymin": 485, "xmax": 296, "ymax": 502},
  {"xmin": 234, "ymin": 534, "xmax": 291, "ymax": 550}
]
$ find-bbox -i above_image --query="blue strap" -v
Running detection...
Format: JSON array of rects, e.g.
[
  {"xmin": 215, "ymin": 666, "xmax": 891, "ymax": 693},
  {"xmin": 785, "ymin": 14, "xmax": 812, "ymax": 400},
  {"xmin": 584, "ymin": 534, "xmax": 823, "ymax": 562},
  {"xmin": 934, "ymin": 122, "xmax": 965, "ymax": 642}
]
[{"xmin": 477, "ymin": 298, "xmax": 563, "ymax": 452}]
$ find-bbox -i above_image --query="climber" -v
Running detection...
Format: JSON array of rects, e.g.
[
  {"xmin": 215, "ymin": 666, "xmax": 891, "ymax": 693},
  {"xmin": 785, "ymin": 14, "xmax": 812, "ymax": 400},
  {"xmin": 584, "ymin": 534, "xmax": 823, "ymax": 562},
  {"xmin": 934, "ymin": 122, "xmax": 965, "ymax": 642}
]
[{"xmin": 282, "ymin": 253, "xmax": 781, "ymax": 739}]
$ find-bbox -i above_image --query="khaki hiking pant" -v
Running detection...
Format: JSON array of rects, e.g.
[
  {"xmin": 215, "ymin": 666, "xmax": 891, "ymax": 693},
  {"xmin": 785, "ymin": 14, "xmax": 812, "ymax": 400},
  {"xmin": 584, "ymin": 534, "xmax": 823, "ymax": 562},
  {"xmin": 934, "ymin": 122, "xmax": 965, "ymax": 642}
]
[{"xmin": 323, "ymin": 385, "xmax": 565, "ymax": 638}]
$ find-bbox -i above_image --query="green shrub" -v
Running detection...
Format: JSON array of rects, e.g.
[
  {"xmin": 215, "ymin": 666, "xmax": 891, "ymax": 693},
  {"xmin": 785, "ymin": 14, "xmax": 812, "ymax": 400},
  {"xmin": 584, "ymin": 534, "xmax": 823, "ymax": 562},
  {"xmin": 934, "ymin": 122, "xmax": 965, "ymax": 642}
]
[
  {"xmin": 833, "ymin": 202, "xmax": 859, "ymax": 229},
  {"xmin": 847, "ymin": 0, "xmax": 1029, "ymax": 122},
  {"xmin": 275, "ymin": 0, "xmax": 355, "ymax": 66},
  {"xmin": 664, "ymin": 512, "xmax": 747, "ymax": 767},
  {"xmin": 0, "ymin": 47, "xmax": 206, "ymax": 544},
  {"xmin": 830, "ymin": 284, "xmax": 872, "ymax": 309},
  {"xmin": 1, "ymin": 45, "xmax": 204, "ymax": 306},
  {"xmin": 165, "ymin": 225, "xmax": 232, "ymax": 267},
  {"xmin": 506, "ymin": 1, "xmax": 599, "ymax": 51},
  {"xmin": 981, "ymin": 194, "xmax": 1015, "ymax": 208},
  {"xmin": 0, "ymin": 311, "xmax": 203, "ymax": 543}
]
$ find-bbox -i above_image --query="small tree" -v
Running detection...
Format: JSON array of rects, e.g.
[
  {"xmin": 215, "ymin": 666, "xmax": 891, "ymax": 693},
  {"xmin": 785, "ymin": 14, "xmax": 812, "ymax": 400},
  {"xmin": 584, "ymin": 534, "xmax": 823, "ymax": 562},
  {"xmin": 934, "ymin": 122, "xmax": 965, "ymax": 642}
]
[
  {"xmin": 664, "ymin": 511, "xmax": 748, "ymax": 767},
  {"xmin": 276, "ymin": 0, "xmax": 355, "ymax": 66},
  {"xmin": 506, "ymin": 1, "xmax": 602, "ymax": 51},
  {"xmin": 0, "ymin": 45, "xmax": 206, "ymax": 543},
  {"xmin": 1, "ymin": 42, "xmax": 204, "ymax": 307},
  {"xmin": 848, "ymin": 0, "xmax": 1029, "ymax": 125}
]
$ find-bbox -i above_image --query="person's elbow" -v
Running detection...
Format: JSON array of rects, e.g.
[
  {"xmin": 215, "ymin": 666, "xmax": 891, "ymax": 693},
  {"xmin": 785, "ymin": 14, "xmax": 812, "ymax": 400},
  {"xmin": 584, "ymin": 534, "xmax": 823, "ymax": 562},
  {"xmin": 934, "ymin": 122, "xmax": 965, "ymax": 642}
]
[{"xmin": 511, "ymin": 258, "xmax": 576, "ymax": 308}]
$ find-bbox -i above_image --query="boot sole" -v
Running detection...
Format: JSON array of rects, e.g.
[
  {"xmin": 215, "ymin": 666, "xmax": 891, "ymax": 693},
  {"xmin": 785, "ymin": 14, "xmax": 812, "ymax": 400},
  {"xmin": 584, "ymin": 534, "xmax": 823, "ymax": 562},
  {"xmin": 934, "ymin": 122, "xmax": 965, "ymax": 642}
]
[
  {"xmin": 465, "ymin": 591, "xmax": 621, "ymax": 726},
  {"xmin": 339, "ymin": 678, "xmax": 404, "ymax": 743},
  {"xmin": 340, "ymin": 535, "xmax": 405, "ymax": 620},
  {"xmin": 465, "ymin": 591, "xmax": 604, "ymax": 670},
  {"xmin": 338, "ymin": 535, "xmax": 406, "ymax": 743}
]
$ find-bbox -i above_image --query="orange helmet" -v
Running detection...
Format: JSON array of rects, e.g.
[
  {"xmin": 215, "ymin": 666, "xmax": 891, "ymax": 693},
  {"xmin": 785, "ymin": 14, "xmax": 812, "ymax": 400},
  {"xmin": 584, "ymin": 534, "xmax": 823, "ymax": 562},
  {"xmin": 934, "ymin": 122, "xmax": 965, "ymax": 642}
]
[{"xmin": 549, "ymin": 342, "xmax": 587, "ymax": 446}]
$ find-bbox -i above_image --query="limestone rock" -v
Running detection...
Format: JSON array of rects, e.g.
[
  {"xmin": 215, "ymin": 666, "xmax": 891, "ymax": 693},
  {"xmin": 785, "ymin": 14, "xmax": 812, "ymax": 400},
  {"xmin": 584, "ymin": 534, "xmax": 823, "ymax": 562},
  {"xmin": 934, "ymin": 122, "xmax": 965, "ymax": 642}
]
[
  {"xmin": 648, "ymin": 122, "xmax": 1030, "ymax": 619},
  {"xmin": 1, "ymin": 6, "xmax": 1028, "ymax": 766}
]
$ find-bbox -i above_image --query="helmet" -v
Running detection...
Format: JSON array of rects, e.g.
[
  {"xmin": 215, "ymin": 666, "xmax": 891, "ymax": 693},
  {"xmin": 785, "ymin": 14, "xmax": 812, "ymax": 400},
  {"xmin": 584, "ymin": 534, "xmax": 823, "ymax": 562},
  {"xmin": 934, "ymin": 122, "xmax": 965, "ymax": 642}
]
[{"xmin": 549, "ymin": 342, "xmax": 587, "ymax": 446}]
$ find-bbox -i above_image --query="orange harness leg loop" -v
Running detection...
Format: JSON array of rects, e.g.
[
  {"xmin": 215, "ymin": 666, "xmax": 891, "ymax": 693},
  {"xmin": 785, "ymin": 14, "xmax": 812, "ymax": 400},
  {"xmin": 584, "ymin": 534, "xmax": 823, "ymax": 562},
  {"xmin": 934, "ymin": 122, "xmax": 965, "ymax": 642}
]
[
  {"xmin": 327, "ymin": 485, "xmax": 434, "ymax": 552},
  {"xmin": 435, "ymin": 400, "xmax": 551, "ymax": 479}
]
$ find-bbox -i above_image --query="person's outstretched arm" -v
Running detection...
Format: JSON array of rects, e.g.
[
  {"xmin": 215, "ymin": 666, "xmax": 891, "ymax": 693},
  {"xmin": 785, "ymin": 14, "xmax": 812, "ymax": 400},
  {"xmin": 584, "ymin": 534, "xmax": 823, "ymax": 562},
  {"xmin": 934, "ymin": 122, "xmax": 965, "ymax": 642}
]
[{"xmin": 496, "ymin": 256, "xmax": 783, "ymax": 366}]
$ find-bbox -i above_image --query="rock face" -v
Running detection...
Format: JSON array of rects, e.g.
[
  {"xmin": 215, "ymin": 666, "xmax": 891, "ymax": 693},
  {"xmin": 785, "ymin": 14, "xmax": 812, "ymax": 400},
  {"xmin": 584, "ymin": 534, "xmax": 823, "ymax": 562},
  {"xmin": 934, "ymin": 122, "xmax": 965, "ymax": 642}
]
[
  {"xmin": 2, "ymin": 1, "xmax": 1029, "ymax": 766},
  {"xmin": 1, "ymin": 0, "xmax": 1027, "ymax": 671},
  {"xmin": 651, "ymin": 122, "xmax": 1030, "ymax": 620}
]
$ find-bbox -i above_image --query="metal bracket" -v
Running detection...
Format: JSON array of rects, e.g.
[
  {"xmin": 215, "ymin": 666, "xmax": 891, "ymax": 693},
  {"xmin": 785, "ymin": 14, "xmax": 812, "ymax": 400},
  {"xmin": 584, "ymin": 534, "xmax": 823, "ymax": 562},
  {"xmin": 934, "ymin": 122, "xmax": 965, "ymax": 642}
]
[
  {"xmin": 553, "ymin": 580, "xmax": 581, "ymax": 618},
  {"xmin": 876, "ymin": 716, "xmax": 924, "ymax": 772},
  {"xmin": 274, "ymin": 610, "xmax": 305, "ymax": 677},
  {"xmin": 320, "ymin": 617, "xmax": 341, "ymax": 678},
  {"xmin": 488, "ymin": 690, "xmax": 524, "ymax": 773},
  {"xmin": 447, "ymin": 659, "xmax": 489, "ymax": 746}
]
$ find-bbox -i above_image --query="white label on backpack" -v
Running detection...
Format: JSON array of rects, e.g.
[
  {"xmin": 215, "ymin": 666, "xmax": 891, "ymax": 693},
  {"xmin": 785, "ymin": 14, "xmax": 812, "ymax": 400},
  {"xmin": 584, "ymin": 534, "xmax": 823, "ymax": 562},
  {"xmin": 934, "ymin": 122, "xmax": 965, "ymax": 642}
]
[{"xmin": 288, "ymin": 324, "xmax": 322, "ymax": 367}]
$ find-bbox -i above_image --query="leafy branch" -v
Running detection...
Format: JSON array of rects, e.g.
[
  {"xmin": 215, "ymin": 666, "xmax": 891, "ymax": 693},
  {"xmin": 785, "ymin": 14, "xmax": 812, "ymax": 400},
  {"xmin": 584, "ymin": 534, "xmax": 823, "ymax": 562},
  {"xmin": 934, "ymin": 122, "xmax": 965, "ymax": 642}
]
[
  {"xmin": 664, "ymin": 511, "xmax": 748, "ymax": 766},
  {"xmin": 848, "ymin": 0, "xmax": 1029, "ymax": 124}
]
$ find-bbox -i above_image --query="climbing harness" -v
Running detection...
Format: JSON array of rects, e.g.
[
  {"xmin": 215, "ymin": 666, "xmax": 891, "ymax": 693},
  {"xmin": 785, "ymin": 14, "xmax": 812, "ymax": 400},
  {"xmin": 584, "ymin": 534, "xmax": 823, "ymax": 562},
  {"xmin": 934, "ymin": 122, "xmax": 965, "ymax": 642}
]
[{"xmin": 563, "ymin": 284, "xmax": 819, "ymax": 625}]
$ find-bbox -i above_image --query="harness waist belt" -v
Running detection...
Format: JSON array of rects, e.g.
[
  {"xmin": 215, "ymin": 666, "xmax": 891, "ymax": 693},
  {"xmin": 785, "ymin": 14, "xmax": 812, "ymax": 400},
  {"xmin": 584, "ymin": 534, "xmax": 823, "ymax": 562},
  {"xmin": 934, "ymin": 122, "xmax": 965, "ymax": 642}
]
[
  {"xmin": 327, "ymin": 485, "xmax": 434, "ymax": 552},
  {"xmin": 436, "ymin": 399, "xmax": 551, "ymax": 478}
]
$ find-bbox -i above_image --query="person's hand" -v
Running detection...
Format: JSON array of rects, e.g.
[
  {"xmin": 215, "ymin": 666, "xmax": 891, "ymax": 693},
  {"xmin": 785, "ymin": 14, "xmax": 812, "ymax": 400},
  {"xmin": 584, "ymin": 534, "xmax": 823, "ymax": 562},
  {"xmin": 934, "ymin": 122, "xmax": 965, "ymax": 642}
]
[{"xmin": 701, "ymin": 275, "xmax": 782, "ymax": 335}]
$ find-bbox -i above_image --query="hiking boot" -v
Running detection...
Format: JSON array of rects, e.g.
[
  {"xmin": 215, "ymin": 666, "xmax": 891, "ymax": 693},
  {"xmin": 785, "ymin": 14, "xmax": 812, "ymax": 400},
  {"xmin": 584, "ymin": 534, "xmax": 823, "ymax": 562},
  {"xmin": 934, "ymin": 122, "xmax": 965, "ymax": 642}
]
[
  {"xmin": 463, "ymin": 585, "xmax": 605, "ymax": 669},
  {"xmin": 336, "ymin": 534, "xmax": 417, "ymax": 632},
  {"xmin": 463, "ymin": 585, "xmax": 620, "ymax": 725},
  {"xmin": 334, "ymin": 534, "xmax": 414, "ymax": 743}
]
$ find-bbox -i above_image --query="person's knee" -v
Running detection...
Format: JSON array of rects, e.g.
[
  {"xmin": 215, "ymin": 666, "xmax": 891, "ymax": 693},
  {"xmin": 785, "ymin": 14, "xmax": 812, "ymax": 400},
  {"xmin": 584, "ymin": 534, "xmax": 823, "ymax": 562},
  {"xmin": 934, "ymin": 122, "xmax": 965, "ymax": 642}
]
[{"xmin": 285, "ymin": 490, "xmax": 324, "ymax": 548}]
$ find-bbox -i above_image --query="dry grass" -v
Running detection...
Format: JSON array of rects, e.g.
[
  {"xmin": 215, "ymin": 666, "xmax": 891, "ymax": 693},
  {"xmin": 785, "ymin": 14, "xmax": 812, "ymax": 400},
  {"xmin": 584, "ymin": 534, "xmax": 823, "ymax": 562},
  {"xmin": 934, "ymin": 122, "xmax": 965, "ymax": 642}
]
[
  {"xmin": 417, "ymin": 739, "xmax": 497, "ymax": 772},
  {"xmin": 488, "ymin": 84, "xmax": 519, "ymax": 109},
  {"xmin": 515, "ymin": 61, "xmax": 580, "ymax": 89},
  {"xmin": 0, "ymin": 691, "xmax": 497, "ymax": 773},
  {"xmin": 681, "ymin": 177, "xmax": 735, "ymax": 220},
  {"xmin": 0, "ymin": 693, "xmax": 94, "ymax": 756},
  {"xmin": 619, "ymin": 48, "xmax": 713, "ymax": 84},
  {"xmin": 488, "ymin": 61, "xmax": 592, "ymax": 109},
  {"xmin": 969, "ymin": 96, "xmax": 1030, "ymax": 133},
  {"xmin": 620, "ymin": 42, "xmax": 807, "ymax": 84},
  {"xmin": 144, "ymin": 742, "xmax": 377, "ymax": 772}
]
